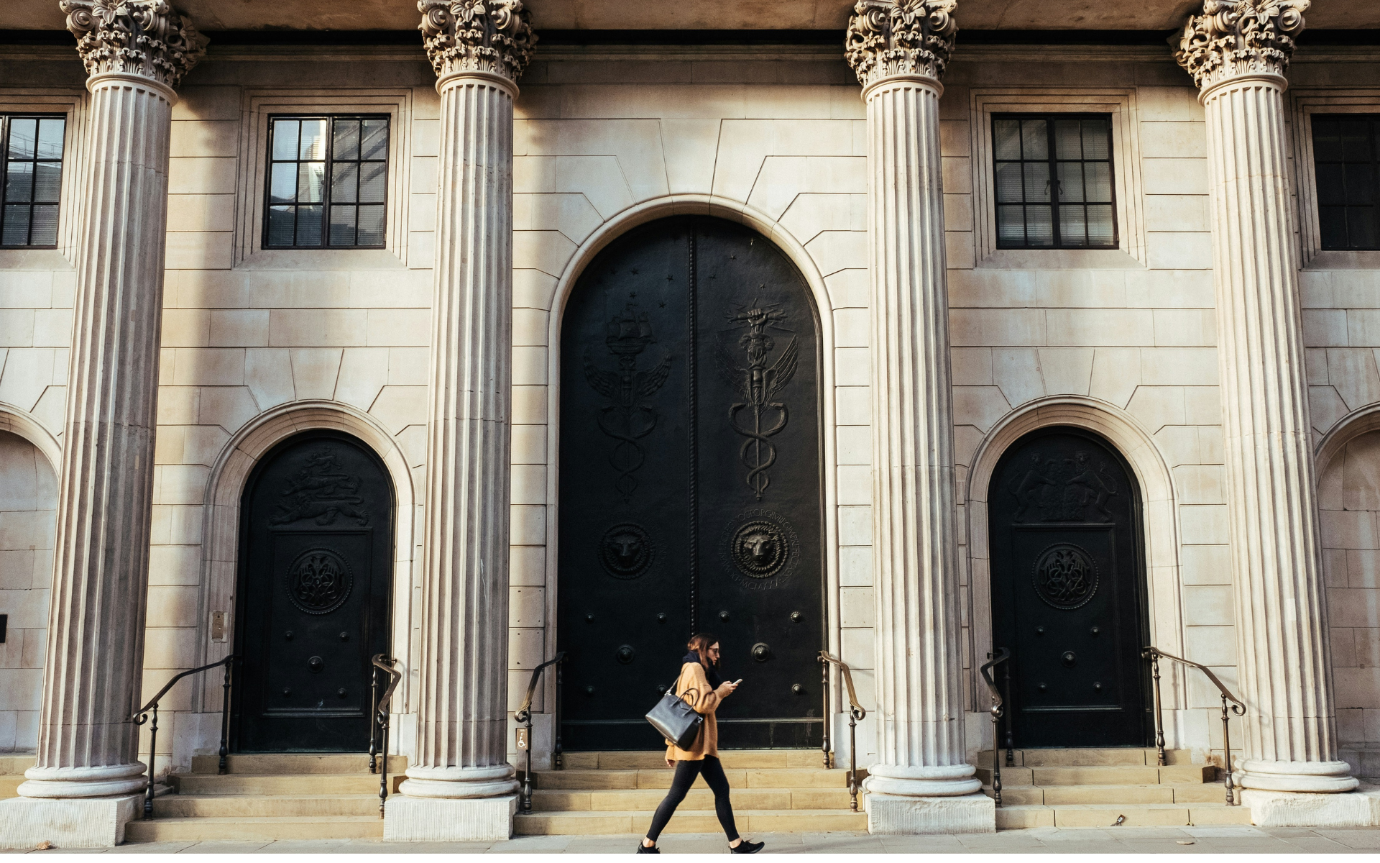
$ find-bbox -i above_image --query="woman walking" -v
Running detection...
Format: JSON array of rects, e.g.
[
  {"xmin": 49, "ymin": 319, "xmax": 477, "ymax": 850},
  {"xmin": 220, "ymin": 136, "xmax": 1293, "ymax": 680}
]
[{"xmin": 638, "ymin": 634, "xmax": 764, "ymax": 854}]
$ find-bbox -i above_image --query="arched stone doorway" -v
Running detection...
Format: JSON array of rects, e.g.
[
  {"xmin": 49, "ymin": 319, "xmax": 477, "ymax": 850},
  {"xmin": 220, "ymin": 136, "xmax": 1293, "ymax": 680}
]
[
  {"xmin": 232, "ymin": 430, "xmax": 395, "ymax": 752},
  {"xmin": 557, "ymin": 215, "xmax": 826, "ymax": 750},
  {"xmin": 988, "ymin": 426, "xmax": 1150, "ymax": 748}
]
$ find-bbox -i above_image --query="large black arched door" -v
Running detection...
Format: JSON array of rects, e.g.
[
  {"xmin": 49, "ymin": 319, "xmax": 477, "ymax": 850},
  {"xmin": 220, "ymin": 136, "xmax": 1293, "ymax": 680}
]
[
  {"xmin": 558, "ymin": 216, "xmax": 825, "ymax": 750},
  {"xmin": 233, "ymin": 431, "xmax": 394, "ymax": 751},
  {"xmin": 989, "ymin": 427, "xmax": 1149, "ymax": 747}
]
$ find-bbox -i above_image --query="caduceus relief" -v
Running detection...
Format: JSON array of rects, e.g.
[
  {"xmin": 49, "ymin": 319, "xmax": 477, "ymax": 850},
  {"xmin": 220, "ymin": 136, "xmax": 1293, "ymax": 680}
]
[
  {"xmin": 718, "ymin": 301, "xmax": 799, "ymax": 500},
  {"xmin": 583, "ymin": 303, "xmax": 672, "ymax": 501}
]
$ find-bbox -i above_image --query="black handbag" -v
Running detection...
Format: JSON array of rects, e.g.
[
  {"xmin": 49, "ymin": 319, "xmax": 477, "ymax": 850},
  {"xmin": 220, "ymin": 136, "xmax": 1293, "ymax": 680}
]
[{"xmin": 645, "ymin": 688, "xmax": 703, "ymax": 750}]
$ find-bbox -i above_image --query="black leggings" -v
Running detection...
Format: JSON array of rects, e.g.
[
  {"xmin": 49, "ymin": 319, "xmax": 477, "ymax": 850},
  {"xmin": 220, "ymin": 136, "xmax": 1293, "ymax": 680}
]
[{"xmin": 645, "ymin": 756, "xmax": 739, "ymax": 842}]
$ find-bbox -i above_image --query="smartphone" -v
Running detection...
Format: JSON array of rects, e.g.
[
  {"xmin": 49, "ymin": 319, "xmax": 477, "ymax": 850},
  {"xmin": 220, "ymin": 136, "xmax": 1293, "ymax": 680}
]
[{"xmin": 732, "ymin": 679, "xmax": 743, "ymax": 685}]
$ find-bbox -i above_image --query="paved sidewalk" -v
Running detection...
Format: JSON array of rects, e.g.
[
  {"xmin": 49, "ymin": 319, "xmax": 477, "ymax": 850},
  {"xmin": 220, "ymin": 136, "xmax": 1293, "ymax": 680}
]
[{"xmin": 7, "ymin": 826, "xmax": 1380, "ymax": 853}]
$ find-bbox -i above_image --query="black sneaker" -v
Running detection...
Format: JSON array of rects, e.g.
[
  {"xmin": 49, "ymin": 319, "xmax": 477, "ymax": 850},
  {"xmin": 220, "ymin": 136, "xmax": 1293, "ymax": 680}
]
[
  {"xmin": 636, "ymin": 842, "xmax": 660, "ymax": 854},
  {"xmin": 730, "ymin": 839, "xmax": 764, "ymax": 854}
]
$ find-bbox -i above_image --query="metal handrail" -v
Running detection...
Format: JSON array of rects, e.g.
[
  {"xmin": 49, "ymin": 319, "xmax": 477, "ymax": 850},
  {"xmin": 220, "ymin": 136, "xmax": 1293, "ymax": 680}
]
[
  {"xmin": 978, "ymin": 648, "xmax": 1011, "ymax": 806},
  {"xmin": 515, "ymin": 652, "xmax": 567, "ymax": 813},
  {"xmin": 369, "ymin": 654, "xmax": 402, "ymax": 817},
  {"xmin": 1143, "ymin": 645, "xmax": 1246, "ymax": 805},
  {"xmin": 818, "ymin": 651, "xmax": 866, "ymax": 812},
  {"xmin": 131, "ymin": 655, "xmax": 235, "ymax": 821}
]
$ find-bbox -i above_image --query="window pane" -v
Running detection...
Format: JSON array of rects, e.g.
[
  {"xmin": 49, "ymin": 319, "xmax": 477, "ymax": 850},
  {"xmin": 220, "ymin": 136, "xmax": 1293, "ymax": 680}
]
[
  {"xmin": 36, "ymin": 119, "xmax": 64, "ymax": 159},
  {"xmin": 1020, "ymin": 119, "xmax": 1048, "ymax": 160},
  {"xmin": 30, "ymin": 204, "xmax": 58, "ymax": 245},
  {"xmin": 1313, "ymin": 119, "xmax": 1341, "ymax": 162},
  {"xmin": 1345, "ymin": 163, "xmax": 1375, "ymax": 205},
  {"xmin": 331, "ymin": 162, "xmax": 358, "ymax": 203},
  {"xmin": 1341, "ymin": 121, "xmax": 1372, "ymax": 162},
  {"xmin": 1348, "ymin": 208, "xmax": 1378, "ymax": 249},
  {"xmin": 997, "ymin": 204, "xmax": 1025, "ymax": 245},
  {"xmin": 357, "ymin": 205, "xmax": 386, "ymax": 245},
  {"xmin": 267, "ymin": 205, "xmax": 295, "ymax": 246},
  {"xmin": 329, "ymin": 205, "xmax": 357, "ymax": 246},
  {"xmin": 1025, "ymin": 205, "xmax": 1053, "ymax": 246},
  {"xmin": 1059, "ymin": 204, "xmax": 1088, "ymax": 247},
  {"xmin": 6, "ymin": 161, "xmax": 33, "ymax": 203},
  {"xmin": 1084, "ymin": 162, "xmax": 1113, "ymax": 203},
  {"xmin": 995, "ymin": 162, "xmax": 1023, "ymax": 203},
  {"xmin": 299, "ymin": 119, "xmax": 328, "ymax": 160},
  {"xmin": 1316, "ymin": 163, "xmax": 1346, "ymax": 205},
  {"xmin": 994, "ymin": 119, "xmax": 1022, "ymax": 161},
  {"xmin": 358, "ymin": 161, "xmax": 387, "ymax": 204},
  {"xmin": 271, "ymin": 120, "xmax": 299, "ymax": 161},
  {"xmin": 34, "ymin": 161, "xmax": 62, "ymax": 202},
  {"xmin": 295, "ymin": 204, "xmax": 323, "ymax": 245},
  {"xmin": 270, "ymin": 163, "xmax": 297, "ymax": 204},
  {"xmin": 3, "ymin": 204, "xmax": 29, "ymax": 245},
  {"xmin": 1054, "ymin": 119, "xmax": 1082, "ymax": 160},
  {"xmin": 8, "ymin": 118, "xmax": 36, "ymax": 159},
  {"xmin": 1087, "ymin": 205, "xmax": 1115, "ymax": 246},
  {"xmin": 297, "ymin": 162, "xmax": 325, "ymax": 203},
  {"xmin": 1023, "ymin": 161, "xmax": 1050, "ymax": 203},
  {"xmin": 333, "ymin": 119, "xmax": 360, "ymax": 162},
  {"xmin": 1057, "ymin": 162, "xmax": 1084, "ymax": 202},
  {"xmin": 361, "ymin": 119, "xmax": 388, "ymax": 161},
  {"xmin": 1081, "ymin": 119, "xmax": 1110, "ymax": 160}
]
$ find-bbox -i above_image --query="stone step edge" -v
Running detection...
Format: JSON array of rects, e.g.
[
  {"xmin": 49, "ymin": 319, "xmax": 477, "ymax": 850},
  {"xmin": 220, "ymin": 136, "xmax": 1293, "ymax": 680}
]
[
  {"xmin": 516, "ymin": 808, "xmax": 864, "ymax": 817},
  {"xmin": 129, "ymin": 815, "xmax": 385, "ymax": 823}
]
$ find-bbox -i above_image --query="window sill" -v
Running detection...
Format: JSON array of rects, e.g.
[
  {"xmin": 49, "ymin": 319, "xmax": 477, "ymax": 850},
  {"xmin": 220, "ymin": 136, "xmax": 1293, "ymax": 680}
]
[
  {"xmin": 1304, "ymin": 250, "xmax": 1380, "ymax": 270},
  {"xmin": 976, "ymin": 248, "xmax": 1144, "ymax": 270},
  {"xmin": 0, "ymin": 248, "xmax": 72, "ymax": 270},
  {"xmin": 237, "ymin": 248, "xmax": 405, "ymax": 271}
]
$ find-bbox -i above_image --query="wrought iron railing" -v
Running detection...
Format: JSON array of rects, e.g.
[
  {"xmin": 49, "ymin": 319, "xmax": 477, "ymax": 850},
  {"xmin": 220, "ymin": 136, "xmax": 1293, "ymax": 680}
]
[
  {"xmin": 368, "ymin": 654, "xmax": 402, "ymax": 817},
  {"xmin": 978, "ymin": 648, "xmax": 1011, "ymax": 806},
  {"xmin": 1143, "ymin": 645, "xmax": 1246, "ymax": 805},
  {"xmin": 818, "ymin": 651, "xmax": 866, "ymax": 811},
  {"xmin": 131, "ymin": 655, "xmax": 235, "ymax": 820},
  {"xmin": 515, "ymin": 652, "xmax": 567, "ymax": 813}
]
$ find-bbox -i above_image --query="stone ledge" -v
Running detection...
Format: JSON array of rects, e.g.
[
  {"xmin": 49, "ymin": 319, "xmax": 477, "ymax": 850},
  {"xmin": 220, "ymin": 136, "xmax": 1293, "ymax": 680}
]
[
  {"xmin": 383, "ymin": 794, "xmax": 517, "ymax": 841},
  {"xmin": 865, "ymin": 791, "xmax": 995, "ymax": 834},
  {"xmin": 1242, "ymin": 789, "xmax": 1377, "ymax": 828},
  {"xmin": 0, "ymin": 795, "xmax": 141, "ymax": 849}
]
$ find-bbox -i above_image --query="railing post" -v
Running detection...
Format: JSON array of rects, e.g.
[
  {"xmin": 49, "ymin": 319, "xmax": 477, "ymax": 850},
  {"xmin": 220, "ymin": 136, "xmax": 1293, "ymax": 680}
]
[
  {"xmin": 378, "ymin": 668, "xmax": 390, "ymax": 817},
  {"xmin": 1221, "ymin": 694, "xmax": 1236, "ymax": 806},
  {"xmin": 820, "ymin": 654, "xmax": 831, "ymax": 768},
  {"xmin": 144, "ymin": 703, "xmax": 159, "ymax": 820},
  {"xmin": 1147, "ymin": 649, "xmax": 1166, "ymax": 767},
  {"xmin": 990, "ymin": 698, "xmax": 1003, "ymax": 807},
  {"xmin": 1001, "ymin": 658, "xmax": 1013, "ymax": 766},
  {"xmin": 521, "ymin": 711, "xmax": 535, "ymax": 812},
  {"xmin": 219, "ymin": 657, "xmax": 232, "ymax": 775},
  {"xmin": 555, "ymin": 658, "xmax": 564, "ymax": 771},
  {"xmin": 369, "ymin": 663, "xmax": 379, "ymax": 774},
  {"xmin": 847, "ymin": 707, "xmax": 859, "ymax": 811}
]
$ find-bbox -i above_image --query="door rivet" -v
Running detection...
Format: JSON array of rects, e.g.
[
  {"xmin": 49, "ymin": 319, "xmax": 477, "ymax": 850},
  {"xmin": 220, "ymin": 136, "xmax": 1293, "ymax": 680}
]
[
  {"xmin": 308, "ymin": 655, "xmax": 324, "ymax": 673},
  {"xmin": 1093, "ymin": 682, "xmax": 1102, "ymax": 692},
  {"xmin": 586, "ymin": 613, "xmax": 595, "ymax": 623},
  {"xmin": 1038, "ymin": 682, "xmax": 1047, "ymax": 691},
  {"xmin": 282, "ymin": 687, "xmax": 291, "ymax": 695},
  {"xmin": 752, "ymin": 642, "xmax": 771, "ymax": 662},
  {"xmin": 1062, "ymin": 651, "xmax": 1076, "ymax": 667},
  {"xmin": 340, "ymin": 631, "xmax": 349, "ymax": 641},
  {"xmin": 657, "ymin": 613, "xmax": 667, "ymax": 623},
  {"xmin": 790, "ymin": 611, "xmax": 803, "ymax": 623},
  {"xmin": 720, "ymin": 610, "xmax": 730, "ymax": 622},
  {"xmin": 1090, "ymin": 626, "xmax": 1099, "ymax": 636},
  {"xmin": 585, "ymin": 685, "xmax": 595, "ymax": 696},
  {"xmin": 338, "ymin": 687, "xmax": 347, "ymax": 697},
  {"xmin": 791, "ymin": 684, "xmax": 804, "ymax": 695},
  {"xmin": 285, "ymin": 630, "xmax": 294, "ymax": 640},
  {"xmin": 1035, "ymin": 626, "xmax": 1044, "ymax": 636},
  {"xmin": 616, "ymin": 645, "xmax": 636, "ymax": 665}
]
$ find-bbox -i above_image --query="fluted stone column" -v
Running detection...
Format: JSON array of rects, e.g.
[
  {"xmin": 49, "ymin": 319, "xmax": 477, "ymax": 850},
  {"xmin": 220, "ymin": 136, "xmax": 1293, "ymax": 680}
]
[
  {"xmin": 845, "ymin": 0, "xmax": 992, "ymax": 835},
  {"xmin": 1176, "ymin": 0, "xmax": 1370, "ymax": 827},
  {"xmin": 0, "ymin": 1, "xmax": 204, "ymax": 850},
  {"xmin": 383, "ymin": 0, "xmax": 534, "ymax": 842}
]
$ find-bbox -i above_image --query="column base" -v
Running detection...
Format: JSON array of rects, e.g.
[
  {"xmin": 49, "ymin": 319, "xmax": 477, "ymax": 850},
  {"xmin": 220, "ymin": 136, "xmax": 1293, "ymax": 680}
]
[
  {"xmin": 1239, "ymin": 759, "xmax": 1359, "ymax": 793},
  {"xmin": 1243, "ymin": 789, "xmax": 1376, "ymax": 827},
  {"xmin": 865, "ymin": 792, "xmax": 995, "ymax": 835},
  {"xmin": 384, "ymin": 794, "xmax": 517, "ymax": 841},
  {"xmin": 0, "ymin": 795, "xmax": 141, "ymax": 849}
]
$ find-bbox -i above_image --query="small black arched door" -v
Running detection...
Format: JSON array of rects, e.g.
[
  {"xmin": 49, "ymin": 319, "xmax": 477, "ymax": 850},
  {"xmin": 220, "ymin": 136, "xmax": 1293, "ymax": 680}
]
[
  {"xmin": 233, "ymin": 431, "xmax": 394, "ymax": 751},
  {"xmin": 989, "ymin": 427, "xmax": 1149, "ymax": 747}
]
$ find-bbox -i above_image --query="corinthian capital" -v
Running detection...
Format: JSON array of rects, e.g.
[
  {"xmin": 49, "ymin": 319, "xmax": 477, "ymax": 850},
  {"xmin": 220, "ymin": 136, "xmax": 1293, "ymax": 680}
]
[
  {"xmin": 60, "ymin": 0, "xmax": 206, "ymax": 90},
  {"xmin": 845, "ymin": 0, "xmax": 958, "ymax": 90},
  {"xmin": 1175, "ymin": 0, "xmax": 1309, "ymax": 92},
  {"xmin": 418, "ymin": 0, "xmax": 536, "ymax": 85}
]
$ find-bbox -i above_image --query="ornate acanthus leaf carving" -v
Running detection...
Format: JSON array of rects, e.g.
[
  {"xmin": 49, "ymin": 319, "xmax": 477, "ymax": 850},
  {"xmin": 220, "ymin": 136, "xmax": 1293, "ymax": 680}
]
[
  {"xmin": 1175, "ymin": 0, "xmax": 1309, "ymax": 91},
  {"xmin": 60, "ymin": 0, "xmax": 207, "ymax": 89},
  {"xmin": 417, "ymin": 0, "xmax": 536, "ymax": 84},
  {"xmin": 844, "ymin": 0, "xmax": 958, "ymax": 89}
]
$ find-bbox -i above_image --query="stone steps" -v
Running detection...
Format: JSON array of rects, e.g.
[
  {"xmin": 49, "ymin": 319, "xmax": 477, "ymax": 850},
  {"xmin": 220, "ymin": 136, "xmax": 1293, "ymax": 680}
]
[
  {"xmin": 125, "ymin": 814, "xmax": 384, "ymax": 842},
  {"xmin": 530, "ymin": 786, "xmax": 854, "ymax": 811},
  {"xmin": 154, "ymin": 792, "xmax": 384, "ymax": 818},
  {"xmin": 172, "ymin": 772, "xmax": 402, "ymax": 796},
  {"xmin": 989, "ymin": 782, "xmax": 1235, "ymax": 806},
  {"xmin": 191, "ymin": 753, "xmax": 406, "ymax": 774},
  {"xmin": 976, "ymin": 763, "xmax": 1214, "ymax": 786},
  {"xmin": 534, "ymin": 766, "xmax": 849, "ymax": 790},
  {"xmin": 977, "ymin": 748, "xmax": 1195, "ymax": 766},
  {"xmin": 515, "ymin": 808, "xmax": 868, "ymax": 836},
  {"xmin": 995, "ymin": 801, "xmax": 1254, "ymax": 829},
  {"xmin": 564, "ymin": 750, "xmax": 825, "ymax": 770}
]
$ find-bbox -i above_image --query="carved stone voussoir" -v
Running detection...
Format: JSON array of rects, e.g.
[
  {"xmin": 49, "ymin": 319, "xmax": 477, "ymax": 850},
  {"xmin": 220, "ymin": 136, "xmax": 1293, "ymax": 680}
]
[
  {"xmin": 1175, "ymin": 0, "xmax": 1309, "ymax": 91},
  {"xmin": 60, "ymin": 0, "xmax": 207, "ymax": 90},
  {"xmin": 418, "ymin": 0, "xmax": 536, "ymax": 84},
  {"xmin": 845, "ymin": 0, "xmax": 958, "ymax": 89}
]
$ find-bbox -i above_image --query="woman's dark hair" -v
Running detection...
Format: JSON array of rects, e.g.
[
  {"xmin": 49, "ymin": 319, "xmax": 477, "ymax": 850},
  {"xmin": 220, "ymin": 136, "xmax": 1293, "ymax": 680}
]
[{"xmin": 687, "ymin": 633, "xmax": 719, "ymax": 667}]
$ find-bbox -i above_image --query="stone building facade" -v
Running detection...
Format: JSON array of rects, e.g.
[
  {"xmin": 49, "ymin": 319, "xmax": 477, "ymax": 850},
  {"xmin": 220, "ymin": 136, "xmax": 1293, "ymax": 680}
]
[{"xmin": 2, "ymin": 0, "xmax": 1380, "ymax": 846}]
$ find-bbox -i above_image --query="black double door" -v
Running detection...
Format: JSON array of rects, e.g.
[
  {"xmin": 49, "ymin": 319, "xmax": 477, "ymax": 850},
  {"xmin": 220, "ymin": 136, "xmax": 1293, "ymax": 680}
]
[
  {"xmin": 989, "ymin": 427, "xmax": 1149, "ymax": 747},
  {"xmin": 234, "ymin": 431, "xmax": 394, "ymax": 751},
  {"xmin": 558, "ymin": 216, "xmax": 825, "ymax": 750}
]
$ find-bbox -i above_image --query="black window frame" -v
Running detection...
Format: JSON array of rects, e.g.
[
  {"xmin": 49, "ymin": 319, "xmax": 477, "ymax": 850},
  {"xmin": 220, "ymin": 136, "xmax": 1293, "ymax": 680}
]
[
  {"xmin": 992, "ymin": 112, "xmax": 1119, "ymax": 251},
  {"xmin": 1311, "ymin": 113, "xmax": 1380, "ymax": 251},
  {"xmin": 1, "ymin": 113, "xmax": 68, "ymax": 250},
  {"xmin": 262, "ymin": 113, "xmax": 391, "ymax": 251}
]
